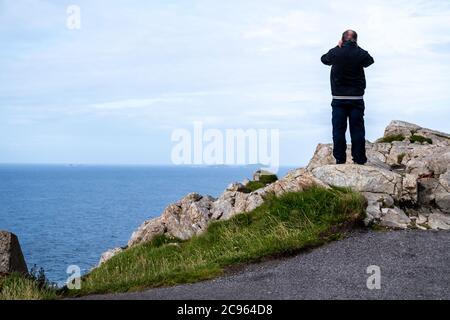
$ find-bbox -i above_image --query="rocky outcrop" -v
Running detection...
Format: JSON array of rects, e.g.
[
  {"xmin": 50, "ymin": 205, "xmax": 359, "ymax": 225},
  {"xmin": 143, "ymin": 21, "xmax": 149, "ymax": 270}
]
[
  {"xmin": 384, "ymin": 120, "xmax": 450, "ymax": 146},
  {"xmin": 128, "ymin": 193, "xmax": 216, "ymax": 246},
  {"xmin": 99, "ymin": 121, "xmax": 450, "ymax": 265},
  {"xmin": 0, "ymin": 231, "xmax": 28, "ymax": 276},
  {"xmin": 306, "ymin": 121, "xmax": 449, "ymax": 230},
  {"xmin": 311, "ymin": 165, "xmax": 403, "ymax": 197},
  {"xmin": 127, "ymin": 169, "xmax": 325, "ymax": 248},
  {"xmin": 98, "ymin": 247, "xmax": 125, "ymax": 266}
]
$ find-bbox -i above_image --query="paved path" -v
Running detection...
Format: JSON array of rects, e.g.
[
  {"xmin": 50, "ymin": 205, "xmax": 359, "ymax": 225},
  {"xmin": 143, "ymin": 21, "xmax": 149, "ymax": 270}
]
[{"xmin": 84, "ymin": 230, "xmax": 450, "ymax": 300}]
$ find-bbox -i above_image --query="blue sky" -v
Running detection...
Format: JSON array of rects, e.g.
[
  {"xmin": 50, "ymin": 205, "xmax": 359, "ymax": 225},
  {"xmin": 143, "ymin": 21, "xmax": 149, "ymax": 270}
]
[{"xmin": 1, "ymin": 0, "xmax": 450, "ymax": 166}]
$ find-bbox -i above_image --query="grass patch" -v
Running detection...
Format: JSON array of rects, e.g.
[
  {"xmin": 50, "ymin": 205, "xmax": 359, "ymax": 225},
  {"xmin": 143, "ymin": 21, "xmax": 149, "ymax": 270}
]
[
  {"xmin": 409, "ymin": 134, "xmax": 432, "ymax": 144},
  {"xmin": 377, "ymin": 134, "xmax": 405, "ymax": 143},
  {"xmin": 397, "ymin": 153, "xmax": 406, "ymax": 164},
  {"xmin": 243, "ymin": 181, "xmax": 266, "ymax": 192},
  {"xmin": 71, "ymin": 187, "xmax": 366, "ymax": 297},
  {"xmin": 257, "ymin": 174, "xmax": 278, "ymax": 185},
  {"xmin": 0, "ymin": 273, "xmax": 58, "ymax": 300},
  {"xmin": 243, "ymin": 174, "xmax": 279, "ymax": 193}
]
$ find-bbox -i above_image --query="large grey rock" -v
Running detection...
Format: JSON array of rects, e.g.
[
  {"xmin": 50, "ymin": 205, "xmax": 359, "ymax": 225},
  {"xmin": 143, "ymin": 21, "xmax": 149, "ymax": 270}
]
[
  {"xmin": 363, "ymin": 192, "xmax": 395, "ymax": 225},
  {"xmin": 128, "ymin": 216, "xmax": 166, "ymax": 247},
  {"xmin": 384, "ymin": 120, "xmax": 421, "ymax": 138},
  {"xmin": 164, "ymin": 194, "xmax": 215, "ymax": 240},
  {"xmin": 401, "ymin": 173, "xmax": 418, "ymax": 203},
  {"xmin": 306, "ymin": 121, "xmax": 450, "ymax": 229},
  {"xmin": 0, "ymin": 231, "xmax": 28, "ymax": 276},
  {"xmin": 428, "ymin": 213, "xmax": 450, "ymax": 230},
  {"xmin": 384, "ymin": 120, "xmax": 450, "ymax": 146},
  {"xmin": 263, "ymin": 168, "xmax": 329, "ymax": 196},
  {"xmin": 128, "ymin": 193, "xmax": 215, "ymax": 247},
  {"xmin": 435, "ymin": 171, "xmax": 450, "ymax": 212},
  {"xmin": 379, "ymin": 208, "xmax": 411, "ymax": 229},
  {"xmin": 98, "ymin": 247, "xmax": 124, "ymax": 266},
  {"xmin": 311, "ymin": 164, "xmax": 402, "ymax": 198},
  {"xmin": 417, "ymin": 178, "xmax": 440, "ymax": 206}
]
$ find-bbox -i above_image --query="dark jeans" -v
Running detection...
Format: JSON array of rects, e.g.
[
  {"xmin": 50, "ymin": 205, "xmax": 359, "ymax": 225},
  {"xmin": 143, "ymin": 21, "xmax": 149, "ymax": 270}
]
[{"xmin": 331, "ymin": 99, "xmax": 367, "ymax": 165}]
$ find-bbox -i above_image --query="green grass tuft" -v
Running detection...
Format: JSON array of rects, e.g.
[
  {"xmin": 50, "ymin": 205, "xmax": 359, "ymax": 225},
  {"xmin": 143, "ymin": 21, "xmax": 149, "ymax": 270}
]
[
  {"xmin": 397, "ymin": 153, "xmax": 406, "ymax": 164},
  {"xmin": 243, "ymin": 181, "xmax": 266, "ymax": 192},
  {"xmin": 0, "ymin": 273, "xmax": 58, "ymax": 300},
  {"xmin": 409, "ymin": 134, "xmax": 432, "ymax": 144},
  {"xmin": 243, "ymin": 174, "xmax": 278, "ymax": 193},
  {"xmin": 377, "ymin": 134, "xmax": 406, "ymax": 143},
  {"xmin": 258, "ymin": 174, "xmax": 278, "ymax": 185},
  {"xmin": 71, "ymin": 187, "xmax": 366, "ymax": 297}
]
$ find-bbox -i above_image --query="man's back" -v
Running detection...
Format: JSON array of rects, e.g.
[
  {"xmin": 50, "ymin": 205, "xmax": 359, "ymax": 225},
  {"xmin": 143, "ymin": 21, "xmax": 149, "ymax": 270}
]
[
  {"xmin": 321, "ymin": 42, "xmax": 374, "ymax": 97},
  {"xmin": 321, "ymin": 30, "xmax": 374, "ymax": 165}
]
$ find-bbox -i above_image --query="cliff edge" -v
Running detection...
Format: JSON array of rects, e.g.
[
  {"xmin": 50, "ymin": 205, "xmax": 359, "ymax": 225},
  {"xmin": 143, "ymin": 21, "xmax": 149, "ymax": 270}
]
[{"xmin": 99, "ymin": 120, "xmax": 450, "ymax": 265}]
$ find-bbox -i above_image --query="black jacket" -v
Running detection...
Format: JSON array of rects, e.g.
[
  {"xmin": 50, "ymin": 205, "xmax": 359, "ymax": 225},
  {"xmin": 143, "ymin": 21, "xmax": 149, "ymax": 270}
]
[{"xmin": 321, "ymin": 41, "xmax": 374, "ymax": 97}]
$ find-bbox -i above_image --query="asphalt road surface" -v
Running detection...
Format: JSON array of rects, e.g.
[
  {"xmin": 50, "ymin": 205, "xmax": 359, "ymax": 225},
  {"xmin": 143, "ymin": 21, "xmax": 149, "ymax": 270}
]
[{"xmin": 83, "ymin": 230, "xmax": 450, "ymax": 300}]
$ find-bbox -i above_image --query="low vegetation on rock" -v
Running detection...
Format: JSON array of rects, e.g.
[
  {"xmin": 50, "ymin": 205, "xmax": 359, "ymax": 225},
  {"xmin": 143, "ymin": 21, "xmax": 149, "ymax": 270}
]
[
  {"xmin": 409, "ymin": 134, "xmax": 433, "ymax": 145},
  {"xmin": 71, "ymin": 187, "xmax": 365, "ymax": 296},
  {"xmin": 0, "ymin": 271, "xmax": 58, "ymax": 300},
  {"xmin": 377, "ymin": 134, "xmax": 405, "ymax": 143},
  {"xmin": 397, "ymin": 153, "xmax": 406, "ymax": 165},
  {"xmin": 243, "ymin": 174, "xmax": 278, "ymax": 193}
]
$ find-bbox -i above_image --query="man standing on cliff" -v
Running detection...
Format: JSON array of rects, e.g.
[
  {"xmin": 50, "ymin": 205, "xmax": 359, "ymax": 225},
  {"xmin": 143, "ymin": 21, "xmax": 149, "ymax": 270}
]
[{"xmin": 321, "ymin": 30, "xmax": 374, "ymax": 165}]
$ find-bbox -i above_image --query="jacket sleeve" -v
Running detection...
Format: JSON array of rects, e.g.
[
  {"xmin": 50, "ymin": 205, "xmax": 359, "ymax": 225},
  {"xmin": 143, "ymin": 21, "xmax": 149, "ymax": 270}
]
[
  {"xmin": 362, "ymin": 51, "xmax": 374, "ymax": 68},
  {"xmin": 321, "ymin": 48, "xmax": 336, "ymax": 66}
]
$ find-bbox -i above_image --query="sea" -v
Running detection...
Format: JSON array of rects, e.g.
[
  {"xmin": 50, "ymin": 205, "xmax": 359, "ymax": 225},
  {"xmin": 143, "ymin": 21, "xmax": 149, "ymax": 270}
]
[{"xmin": 0, "ymin": 164, "xmax": 293, "ymax": 284}]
